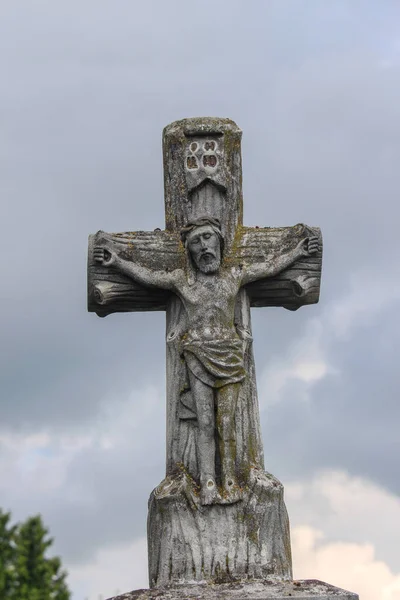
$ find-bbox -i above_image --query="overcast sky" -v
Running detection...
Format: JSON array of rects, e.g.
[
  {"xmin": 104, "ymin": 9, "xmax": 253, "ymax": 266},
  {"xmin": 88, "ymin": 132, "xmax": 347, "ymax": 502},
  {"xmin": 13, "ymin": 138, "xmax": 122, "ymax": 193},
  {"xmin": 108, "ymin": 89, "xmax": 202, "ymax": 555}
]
[{"xmin": 1, "ymin": 1, "xmax": 399, "ymax": 599}]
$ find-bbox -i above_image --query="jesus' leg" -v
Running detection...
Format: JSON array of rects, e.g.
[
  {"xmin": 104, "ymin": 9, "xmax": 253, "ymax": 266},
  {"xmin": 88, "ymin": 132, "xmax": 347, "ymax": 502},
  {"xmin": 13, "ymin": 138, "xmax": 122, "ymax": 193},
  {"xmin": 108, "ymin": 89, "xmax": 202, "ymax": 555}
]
[
  {"xmin": 187, "ymin": 370, "xmax": 220, "ymax": 505},
  {"xmin": 216, "ymin": 382, "xmax": 241, "ymax": 503}
]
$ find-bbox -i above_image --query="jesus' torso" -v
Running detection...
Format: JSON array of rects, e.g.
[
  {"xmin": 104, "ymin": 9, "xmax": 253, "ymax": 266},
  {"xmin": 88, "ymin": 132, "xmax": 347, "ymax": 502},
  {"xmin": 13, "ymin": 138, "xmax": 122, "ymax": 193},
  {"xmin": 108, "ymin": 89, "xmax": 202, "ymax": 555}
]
[{"xmin": 172, "ymin": 266, "xmax": 243, "ymax": 341}]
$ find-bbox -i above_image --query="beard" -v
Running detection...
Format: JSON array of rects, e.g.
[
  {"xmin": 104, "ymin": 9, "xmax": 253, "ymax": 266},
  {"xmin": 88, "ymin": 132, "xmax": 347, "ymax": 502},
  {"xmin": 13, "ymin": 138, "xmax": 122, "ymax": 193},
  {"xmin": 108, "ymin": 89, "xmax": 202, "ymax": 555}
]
[
  {"xmin": 199, "ymin": 259, "xmax": 220, "ymax": 273},
  {"xmin": 196, "ymin": 253, "xmax": 220, "ymax": 274}
]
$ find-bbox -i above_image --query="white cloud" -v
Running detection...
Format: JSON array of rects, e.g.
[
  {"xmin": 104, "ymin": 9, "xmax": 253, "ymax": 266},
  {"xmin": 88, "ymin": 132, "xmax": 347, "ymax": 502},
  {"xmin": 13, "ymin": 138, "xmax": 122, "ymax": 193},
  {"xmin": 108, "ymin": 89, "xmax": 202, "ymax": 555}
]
[
  {"xmin": 259, "ymin": 262, "xmax": 400, "ymax": 409},
  {"xmin": 0, "ymin": 431, "xmax": 85, "ymax": 495},
  {"xmin": 258, "ymin": 316, "xmax": 331, "ymax": 409},
  {"xmin": 330, "ymin": 267, "xmax": 400, "ymax": 340},
  {"xmin": 286, "ymin": 470, "xmax": 400, "ymax": 597},
  {"xmin": 291, "ymin": 361, "xmax": 327, "ymax": 383},
  {"xmin": 0, "ymin": 382, "xmax": 164, "ymax": 560},
  {"xmin": 0, "ymin": 384, "xmax": 162, "ymax": 498},
  {"xmin": 292, "ymin": 526, "xmax": 400, "ymax": 600},
  {"xmin": 98, "ymin": 384, "xmax": 163, "ymax": 451},
  {"xmin": 67, "ymin": 536, "xmax": 148, "ymax": 600}
]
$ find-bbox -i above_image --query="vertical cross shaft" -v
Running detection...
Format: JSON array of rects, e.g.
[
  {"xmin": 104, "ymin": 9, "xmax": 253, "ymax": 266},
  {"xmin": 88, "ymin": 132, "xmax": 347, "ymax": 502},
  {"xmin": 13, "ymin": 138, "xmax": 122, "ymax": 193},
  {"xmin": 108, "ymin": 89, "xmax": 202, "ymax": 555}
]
[{"xmin": 87, "ymin": 117, "xmax": 323, "ymax": 587}]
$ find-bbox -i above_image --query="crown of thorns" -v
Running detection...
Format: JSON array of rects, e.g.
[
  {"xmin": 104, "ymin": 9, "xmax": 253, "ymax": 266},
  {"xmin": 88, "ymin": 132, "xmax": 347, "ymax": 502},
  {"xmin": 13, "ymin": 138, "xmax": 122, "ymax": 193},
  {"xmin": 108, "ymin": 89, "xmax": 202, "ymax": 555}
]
[{"xmin": 180, "ymin": 217, "xmax": 223, "ymax": 245}]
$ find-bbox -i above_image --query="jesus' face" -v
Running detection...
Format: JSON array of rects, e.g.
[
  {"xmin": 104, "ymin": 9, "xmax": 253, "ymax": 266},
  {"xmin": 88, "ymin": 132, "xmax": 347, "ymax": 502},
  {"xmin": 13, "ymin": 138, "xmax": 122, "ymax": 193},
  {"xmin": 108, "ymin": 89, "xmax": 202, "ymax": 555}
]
[{"xmin": 186, "ymin": 225, "xmax": 221, "ymax": 274}]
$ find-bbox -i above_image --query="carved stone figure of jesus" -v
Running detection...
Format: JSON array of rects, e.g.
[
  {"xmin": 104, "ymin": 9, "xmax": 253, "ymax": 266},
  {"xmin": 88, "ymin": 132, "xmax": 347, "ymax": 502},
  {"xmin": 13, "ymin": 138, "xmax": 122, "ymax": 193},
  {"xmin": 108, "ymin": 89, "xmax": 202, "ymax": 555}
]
[{"xmin": 94, "ymin": 217, "xmax": 318, "ymax": 505}]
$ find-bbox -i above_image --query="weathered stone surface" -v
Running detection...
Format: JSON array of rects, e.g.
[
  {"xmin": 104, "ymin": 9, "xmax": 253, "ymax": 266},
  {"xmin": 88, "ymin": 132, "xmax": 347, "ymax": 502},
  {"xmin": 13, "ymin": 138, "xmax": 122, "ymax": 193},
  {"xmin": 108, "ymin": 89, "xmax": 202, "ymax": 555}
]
[
  {"xmin": 87, "ymin": 118, "xmax": 331, "ymax": 594},
  {"xmin": 87, "ymin": 119, "xmax": 322, "ymax": 508},
  {"xmin": 87, "ymin": 224, "xmax": 322, "ymax": 316},
  {"xmin": 162, "ymin": 118, "xmax": 243, "ymax": 253},
  {"xmin": 148, "ymin": 468, "xmax": 292, "ymax": 587},
  {"xmin": 106, "ymin": 580, "xmax": 359, "ymax": 600}
]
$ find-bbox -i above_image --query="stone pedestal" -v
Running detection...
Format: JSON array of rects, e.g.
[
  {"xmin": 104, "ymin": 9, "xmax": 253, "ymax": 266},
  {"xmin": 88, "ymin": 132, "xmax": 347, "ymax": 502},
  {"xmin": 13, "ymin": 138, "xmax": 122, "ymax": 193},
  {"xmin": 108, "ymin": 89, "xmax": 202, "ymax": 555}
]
[
  {"xmin": 106, "ymin": 580, "xmax": 359, "ymax": 600},
  {"xmin": 147, "ymin": 468, "xmax": 292, "ymax": 588}
]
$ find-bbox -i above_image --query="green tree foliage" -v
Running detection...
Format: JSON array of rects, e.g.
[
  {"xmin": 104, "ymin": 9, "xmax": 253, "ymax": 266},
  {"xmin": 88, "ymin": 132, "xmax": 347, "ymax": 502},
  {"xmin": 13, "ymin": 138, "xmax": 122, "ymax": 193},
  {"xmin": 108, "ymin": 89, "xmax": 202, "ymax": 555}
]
[
  {"xmin": 0, "ymin": 510, "xmax": 17, "ymax": 597},
  {"xmin": 0, "ymin": 510, "xmax": 70, "ymax": 600}
]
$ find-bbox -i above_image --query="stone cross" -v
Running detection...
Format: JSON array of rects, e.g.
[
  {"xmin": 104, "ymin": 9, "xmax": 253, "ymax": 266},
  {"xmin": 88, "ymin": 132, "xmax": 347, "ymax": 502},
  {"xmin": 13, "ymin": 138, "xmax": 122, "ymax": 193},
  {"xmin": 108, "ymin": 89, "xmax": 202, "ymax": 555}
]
[{"xmin": 87, "ymin": 118, "xmax": 323, "ymax": 588}]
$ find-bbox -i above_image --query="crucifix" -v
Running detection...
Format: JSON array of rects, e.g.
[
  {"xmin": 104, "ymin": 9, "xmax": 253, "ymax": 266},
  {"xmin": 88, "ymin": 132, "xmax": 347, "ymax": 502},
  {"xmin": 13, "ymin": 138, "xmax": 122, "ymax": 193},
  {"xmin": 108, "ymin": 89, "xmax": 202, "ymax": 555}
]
[{"xmin": 87, "ymin": 118, "xmax": 323, "ymax": 588}]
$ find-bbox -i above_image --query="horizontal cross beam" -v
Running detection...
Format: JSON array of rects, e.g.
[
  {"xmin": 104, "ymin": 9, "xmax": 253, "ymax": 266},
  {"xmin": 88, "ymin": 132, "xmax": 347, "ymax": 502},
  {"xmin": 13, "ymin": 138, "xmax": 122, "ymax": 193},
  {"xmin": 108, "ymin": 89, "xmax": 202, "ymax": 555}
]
[{"xmin": 87, "ymin": 223, "xmax": 322, "ymax": 316}]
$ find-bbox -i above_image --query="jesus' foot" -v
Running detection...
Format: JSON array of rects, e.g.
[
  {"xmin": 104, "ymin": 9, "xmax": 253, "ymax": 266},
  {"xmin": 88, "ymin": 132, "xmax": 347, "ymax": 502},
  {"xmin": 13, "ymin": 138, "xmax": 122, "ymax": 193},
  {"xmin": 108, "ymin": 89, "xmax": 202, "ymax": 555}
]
[
  {"xmin": 220, "ymin": 475, "xmax": 242, "ymax": 504},
  {"xmin": 200, "ymin": 478, "xmax": 221, "ymax": 505}
]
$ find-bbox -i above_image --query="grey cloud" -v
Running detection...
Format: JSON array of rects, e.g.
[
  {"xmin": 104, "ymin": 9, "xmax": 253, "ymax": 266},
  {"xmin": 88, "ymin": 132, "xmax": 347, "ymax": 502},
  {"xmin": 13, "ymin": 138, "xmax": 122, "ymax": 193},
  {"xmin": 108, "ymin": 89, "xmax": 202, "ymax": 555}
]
[
  {"xmin": 1, "ymin": 1, "xmax": 399, "ymax": 594},
  {"xmin": 261, "ymin": 302, "xmax": 400, "ymax": 504}
]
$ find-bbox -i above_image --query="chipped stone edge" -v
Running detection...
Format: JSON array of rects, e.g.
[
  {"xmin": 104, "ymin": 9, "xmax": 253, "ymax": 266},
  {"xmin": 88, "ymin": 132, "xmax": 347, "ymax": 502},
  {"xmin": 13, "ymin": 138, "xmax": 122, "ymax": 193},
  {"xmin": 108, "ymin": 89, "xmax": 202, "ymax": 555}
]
[{"xmin": 106, "ymin": 579, "xmax": 359, "ymax": 600}]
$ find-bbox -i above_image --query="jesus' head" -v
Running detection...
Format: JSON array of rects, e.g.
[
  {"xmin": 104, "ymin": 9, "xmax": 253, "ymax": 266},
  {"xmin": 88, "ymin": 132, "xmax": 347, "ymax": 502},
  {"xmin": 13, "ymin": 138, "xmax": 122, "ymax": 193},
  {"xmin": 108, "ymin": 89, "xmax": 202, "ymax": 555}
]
[{"xmin": 181, "ymin": 217, "xmax": 224, "ymax": 274}]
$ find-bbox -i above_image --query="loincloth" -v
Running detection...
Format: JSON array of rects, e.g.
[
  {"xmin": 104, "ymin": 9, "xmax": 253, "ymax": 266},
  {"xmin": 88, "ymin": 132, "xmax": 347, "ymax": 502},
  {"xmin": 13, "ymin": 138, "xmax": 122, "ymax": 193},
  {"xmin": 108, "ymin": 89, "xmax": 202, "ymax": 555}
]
[{"xmin": 182, "ymin": 336, "xmax": 246, "ymax": 389}]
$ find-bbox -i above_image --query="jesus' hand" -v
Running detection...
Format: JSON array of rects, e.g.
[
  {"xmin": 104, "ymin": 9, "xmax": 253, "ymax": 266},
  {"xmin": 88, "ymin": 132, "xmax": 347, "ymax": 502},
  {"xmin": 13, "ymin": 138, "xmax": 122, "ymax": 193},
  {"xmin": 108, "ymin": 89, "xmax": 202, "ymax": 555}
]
[
  {"xmin": 296, "ymin": 236, "xmax": 319, "ymax": 258},
  {"xmin": 93, "ymin": 246, "xmax": 116, "ymax": 266}
]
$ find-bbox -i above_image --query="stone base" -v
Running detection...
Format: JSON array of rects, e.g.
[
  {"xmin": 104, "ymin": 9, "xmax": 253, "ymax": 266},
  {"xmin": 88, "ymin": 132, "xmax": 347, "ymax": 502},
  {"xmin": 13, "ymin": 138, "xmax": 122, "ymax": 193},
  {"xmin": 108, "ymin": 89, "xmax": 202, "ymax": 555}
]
[
  {"xmin": 147, "ymin": 467, "xmax": 292, "ymax": 587},
  {"xmin": 107, "ymin": 580, "xmax": 359, "ymax": 600}
]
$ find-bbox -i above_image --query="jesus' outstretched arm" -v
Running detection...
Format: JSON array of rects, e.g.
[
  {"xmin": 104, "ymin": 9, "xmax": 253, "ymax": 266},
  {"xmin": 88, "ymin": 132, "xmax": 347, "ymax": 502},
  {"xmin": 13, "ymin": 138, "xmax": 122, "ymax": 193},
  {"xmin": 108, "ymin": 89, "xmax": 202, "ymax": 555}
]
[
  {"xmin": 241, "ymin": 236, "xmax": 319, "ymax": 286},
  {"xmin": 93, "ymin": 247, "xmax": 179, "ymax": 291}
]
